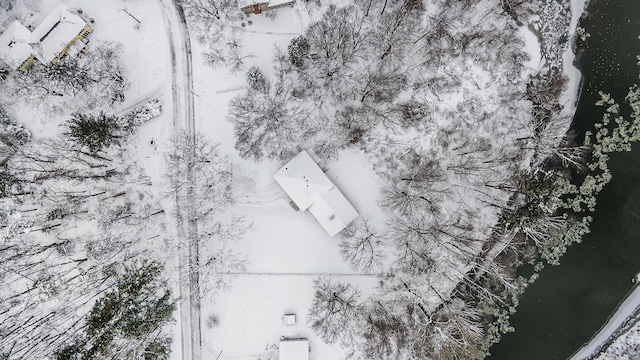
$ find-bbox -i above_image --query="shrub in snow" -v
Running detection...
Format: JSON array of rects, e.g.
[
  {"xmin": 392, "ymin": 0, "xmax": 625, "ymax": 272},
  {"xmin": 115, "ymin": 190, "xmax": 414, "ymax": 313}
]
[
  {"xmin": 0, "ymin": 105, "xmax": 31, "ymax": 145},
  {"xmin": 287, "ymin": 36, "xmax": 309, "ymax": 68},
  {"xmin": 246, "ymin": 66, "xmax": 267, "ymax": 92},
  {"xmin": 120, "ymin": 99, "xmax": 162, "ymax": 133},
  {"xmin": 206, "ymin": 314, "xmax": 220, "ymax": 328}
]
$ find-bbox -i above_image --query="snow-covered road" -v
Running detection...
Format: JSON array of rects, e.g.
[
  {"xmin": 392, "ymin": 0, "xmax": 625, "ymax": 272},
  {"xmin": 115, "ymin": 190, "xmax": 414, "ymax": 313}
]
[{"xmin": 159, "ymin": 1, "xmax": 200, "ymax": 359}]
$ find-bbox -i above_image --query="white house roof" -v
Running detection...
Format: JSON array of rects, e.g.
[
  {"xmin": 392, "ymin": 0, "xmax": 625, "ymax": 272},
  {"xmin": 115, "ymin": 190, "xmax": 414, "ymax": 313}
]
[
  {"xmin": 0, "ymin": 21, "xmax": 33, "ymax": 69},
  {"xmin": 238, "ymin": 0, "xmax": 258, "ymax": 8},
  {"xmin": 279, "ymin": 339, "xmax": 309, "ymax": 360},
  {"xmin": 269, "ymin": 0, "xmax": 294, "ymax": 6},
  {"xmin": 30, "ymin": 4, "xmax": 87, "ymax": 63},
  {"xmin": 309, "ymin": 187, "xmax": 360, "ymax": 237},
  {"xmin": 274, "ymin": 150, "xmax": 359, "ymax": 237},
  {"xmin": 273, "ymin": 150, "xmax": 334, "ymax": 211}
]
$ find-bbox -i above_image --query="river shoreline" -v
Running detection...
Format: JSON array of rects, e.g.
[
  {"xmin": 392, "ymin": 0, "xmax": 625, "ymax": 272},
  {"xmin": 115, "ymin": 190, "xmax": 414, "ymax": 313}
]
[
  {"xmin": 572, "ymin": 284, "xmax": 640, "ymax": 358},
  {"xmin": 490, "ymin": 0, "xmax": 640, "ymax": 358}
]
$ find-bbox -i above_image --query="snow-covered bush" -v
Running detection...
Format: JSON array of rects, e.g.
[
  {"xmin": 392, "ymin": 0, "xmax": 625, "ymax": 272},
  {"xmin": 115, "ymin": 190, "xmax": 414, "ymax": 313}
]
[
  {"xmin": 119, "ymin": 99, "xmax": 162, "ymax": 133},
  {"xmin": 287, "ymin": 36, "xmax": 309, "ymax": 68}
]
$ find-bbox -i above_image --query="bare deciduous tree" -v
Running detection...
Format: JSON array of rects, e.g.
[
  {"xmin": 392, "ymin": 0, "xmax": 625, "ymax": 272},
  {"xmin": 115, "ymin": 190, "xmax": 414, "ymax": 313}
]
[
  {"xmin": 339, "ymin": 217, "xmax": 386, "ymax": 272},
  {"xmin": 308, "ymin": 278, "xmax": 363, "ymax": 346}
]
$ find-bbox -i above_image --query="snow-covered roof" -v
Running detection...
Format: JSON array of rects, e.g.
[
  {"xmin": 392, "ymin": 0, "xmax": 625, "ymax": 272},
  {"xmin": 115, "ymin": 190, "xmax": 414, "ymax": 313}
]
[
  {"xmin": 238, "ymin": 0, "xmax": 289, "ymax": 8},
  {"xmin": 0, "ymin": 21, "xmax": 33, "ymax": 69},
  {"xmin": 238, "ymin": 0, "xmax": 258, "ymax": 8},
  {"xmin": 268, "ymin": 0, "xmax": 294, "ymax": 6},
  {"xmin": 273, "ymin": 150, "xmax": 334, "ymax": 211},
  {"xmin": 279, "ymin": 339, "xmax": 309, "ymax": 360},
  {"xmin": 309, "ymin": 187, "xmax": 359, "ymax": 237},
  {"xmin": 30, "ymin": 4, "xmax": 88, "ymax": 63},
  {"xmin": 274, "ymin": 150, "xmax": 359, "ymax": 237}
]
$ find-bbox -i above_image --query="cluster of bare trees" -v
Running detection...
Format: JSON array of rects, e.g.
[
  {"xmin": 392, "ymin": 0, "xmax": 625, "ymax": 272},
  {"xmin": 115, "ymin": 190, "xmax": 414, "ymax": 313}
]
[
  {"xmin": 0, "ymin": 119, "xmax": 168, "ymax": 358},
  {"xmin": 298, "ymin": 0, "xmax": 591, "ymax": 358},
  {"xmin": 180, "ymin": 0, "xmax": 248, "ymax": 72},
  {"xmin": 163, "ymin": 132, "xmax": 249, "ymax": 299},
  {"xmin": 0, "ymin": 42, "xmax": 128, "ymax": 114},
  {"xmin": 308, "ymin": 274, "xmax": 488, "ymax": 359},
  {"xmin": 229, "ymin": 68, "xmax": 314, "ymax": 161}
]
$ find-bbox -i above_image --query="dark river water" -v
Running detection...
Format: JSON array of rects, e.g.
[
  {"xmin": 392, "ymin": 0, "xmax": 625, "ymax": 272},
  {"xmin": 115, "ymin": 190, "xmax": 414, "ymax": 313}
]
[{"xmin": 488, "ymin": 0, "xmax": 640, "ymax": 359}]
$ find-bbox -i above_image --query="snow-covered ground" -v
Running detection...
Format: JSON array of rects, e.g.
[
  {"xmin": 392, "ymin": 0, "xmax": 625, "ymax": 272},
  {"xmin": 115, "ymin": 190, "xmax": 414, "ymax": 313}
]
[
  {"xmin": 594, "ymin": 316, "xmax": 640, "ymax": 360},
  {"xmin": 0, "ymin": 0, "xmax": 594, "ymax": 359}
]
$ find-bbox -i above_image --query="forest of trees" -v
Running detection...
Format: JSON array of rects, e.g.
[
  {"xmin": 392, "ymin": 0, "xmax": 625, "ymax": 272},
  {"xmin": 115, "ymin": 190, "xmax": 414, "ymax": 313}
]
[
  {"xmin": 0, "ymin": 87, "xmax": 170, "ymax": 358},
  {"xmin": 224, "ymin": 0, "xmax": 637, "ymax": 358}
]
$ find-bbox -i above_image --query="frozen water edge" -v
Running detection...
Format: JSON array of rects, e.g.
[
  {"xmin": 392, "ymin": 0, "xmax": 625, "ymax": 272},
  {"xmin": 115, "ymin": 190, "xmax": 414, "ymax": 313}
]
[{"xmin": 571, "ymin": 285, "xmax": 640, "ymax": 359}]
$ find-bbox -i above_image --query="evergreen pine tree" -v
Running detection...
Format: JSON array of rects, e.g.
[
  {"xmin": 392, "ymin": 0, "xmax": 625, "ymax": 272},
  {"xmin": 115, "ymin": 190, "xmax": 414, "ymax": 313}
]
[{"xmin": 65, "ymin": 112, "xmax": 121, "ymax": 152}]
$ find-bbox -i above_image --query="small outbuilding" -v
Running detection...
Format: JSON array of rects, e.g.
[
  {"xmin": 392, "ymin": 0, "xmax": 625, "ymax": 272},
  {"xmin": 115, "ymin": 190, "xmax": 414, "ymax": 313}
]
[
  {"xmin": 273, "ymin": 150, "xmax": 358, "ymax": 237},
  {"xmin": 279, "ymin": 338, "xmax": 309, "ymax": 360},
  {"xmin": 283, "ymin": 313, "xmax": 296, "ymax": 325}
]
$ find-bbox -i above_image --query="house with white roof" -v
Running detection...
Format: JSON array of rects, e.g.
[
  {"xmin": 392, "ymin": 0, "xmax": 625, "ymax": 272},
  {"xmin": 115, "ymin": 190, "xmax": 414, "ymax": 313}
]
[
  {"xmin": 273, "ymin": 150, "xmax": 359, "ymax": 237},
  {"xmin": 238, "ymin": 0, "xmax": 295, "ymax": 14},
  {"xmin": 0, "ymin": 21, "xmax": 37, "ymax": 72},
  {"xmin": 279, "ymin": 338, "xmax": 309, "ymax": 360},
  {"xmin": 0, "ymin": 4, "xmax": 92, "ymax": 72},
  {"xmin": 30, "ymin": 4, "xmax": 93, "ymax": 64}
]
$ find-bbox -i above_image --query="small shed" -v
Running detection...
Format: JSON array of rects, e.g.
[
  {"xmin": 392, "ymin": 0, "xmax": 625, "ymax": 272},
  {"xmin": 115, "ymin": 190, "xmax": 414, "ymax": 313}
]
[
  {"xmin": 283, "ymin": 314, "xmax": 296, "ymax": 325},
  {"xmin": 279, "ymin": 338, "xmax": 309, "ymax": 360}
]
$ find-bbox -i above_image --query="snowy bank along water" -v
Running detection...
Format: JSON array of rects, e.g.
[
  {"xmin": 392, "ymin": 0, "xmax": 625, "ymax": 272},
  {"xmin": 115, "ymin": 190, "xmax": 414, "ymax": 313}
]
[{"xmin": 489, "ymin": 0, "xmax": 640, "ymax": 358}]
